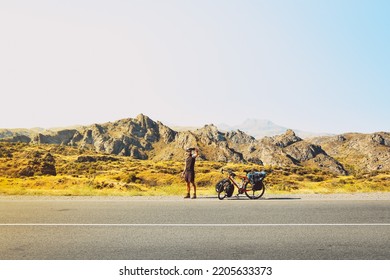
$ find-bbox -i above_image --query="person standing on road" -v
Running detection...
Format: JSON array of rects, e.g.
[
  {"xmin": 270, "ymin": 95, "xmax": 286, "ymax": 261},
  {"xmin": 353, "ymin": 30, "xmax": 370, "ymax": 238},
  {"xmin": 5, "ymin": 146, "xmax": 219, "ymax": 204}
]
[{"xmin": 182, "ymin": 147, "xmax": 198, "ymax": 199}]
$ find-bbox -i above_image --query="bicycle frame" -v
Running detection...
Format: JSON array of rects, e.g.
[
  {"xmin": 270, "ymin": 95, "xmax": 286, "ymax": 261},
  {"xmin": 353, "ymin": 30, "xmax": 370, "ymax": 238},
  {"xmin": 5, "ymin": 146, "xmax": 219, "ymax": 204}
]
[
  {"xmin": 217, "ymin": 169, "xmax": 266, "ymax": 200},
  {"xmin": 226, "ymin": 172, "xmax": 249, "ymax": 194}
]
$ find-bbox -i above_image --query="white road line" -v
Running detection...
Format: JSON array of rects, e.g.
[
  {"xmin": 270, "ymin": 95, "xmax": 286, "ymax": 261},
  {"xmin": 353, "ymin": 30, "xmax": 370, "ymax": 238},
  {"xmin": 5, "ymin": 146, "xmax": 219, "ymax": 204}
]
[{"xmin": 1, "ymin": 223, "xmax": 390, "ymax": 227}]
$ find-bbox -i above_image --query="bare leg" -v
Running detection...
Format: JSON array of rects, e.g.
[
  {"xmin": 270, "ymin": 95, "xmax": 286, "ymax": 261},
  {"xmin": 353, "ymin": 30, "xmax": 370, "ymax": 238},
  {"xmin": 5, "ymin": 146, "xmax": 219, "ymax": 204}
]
[
  {"xmin": 191, "ymin": 182, "xmax": 196, "ymax": 195},
  {"xmin": 191, "ymin": 182, "xmax": 196, "ymax": 198}
]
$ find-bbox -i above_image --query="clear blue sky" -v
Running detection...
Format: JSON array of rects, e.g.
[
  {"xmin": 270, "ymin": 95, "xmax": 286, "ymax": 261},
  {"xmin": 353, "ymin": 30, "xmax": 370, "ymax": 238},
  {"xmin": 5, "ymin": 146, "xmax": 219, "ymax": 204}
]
[{"xmin": 1, "ymin": 0, "xmax": 389, "ymax": 133}]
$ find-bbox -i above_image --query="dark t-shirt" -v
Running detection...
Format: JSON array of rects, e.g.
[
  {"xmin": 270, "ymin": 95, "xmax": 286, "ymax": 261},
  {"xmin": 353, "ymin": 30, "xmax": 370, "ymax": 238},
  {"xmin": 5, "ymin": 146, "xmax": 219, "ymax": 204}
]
[{"xmin": 185, "ymin": 156, "xmax": 196, "ymax": 172}]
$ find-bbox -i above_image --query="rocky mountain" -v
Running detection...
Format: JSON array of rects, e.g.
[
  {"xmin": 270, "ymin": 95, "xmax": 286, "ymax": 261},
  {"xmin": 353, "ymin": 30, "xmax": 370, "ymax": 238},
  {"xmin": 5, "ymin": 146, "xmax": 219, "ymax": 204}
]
[
  {"xmin": 26, "ymin": 114, "xmax": 178, "ymax": 159},
  {"xmin": 1, "ymin": 114, "xmax": 388, "ymax": 175},
  {"xmin": 309, "ymin": 132, "xmax": 390, "ymax": 173}
]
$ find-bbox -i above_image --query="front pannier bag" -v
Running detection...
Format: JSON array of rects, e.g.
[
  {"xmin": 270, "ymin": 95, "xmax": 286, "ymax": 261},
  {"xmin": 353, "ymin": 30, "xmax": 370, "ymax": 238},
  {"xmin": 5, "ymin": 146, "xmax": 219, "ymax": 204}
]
[{"xmin": 215, "ymin": 179, "xmax": 234, "ymax": 197}]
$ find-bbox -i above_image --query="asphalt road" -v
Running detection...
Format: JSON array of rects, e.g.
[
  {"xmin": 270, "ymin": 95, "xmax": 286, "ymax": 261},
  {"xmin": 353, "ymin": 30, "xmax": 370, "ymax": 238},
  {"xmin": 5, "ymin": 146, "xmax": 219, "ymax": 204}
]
[{"xmin": 1, "ymin": 196, "xmax": 390, "ymax": 260}]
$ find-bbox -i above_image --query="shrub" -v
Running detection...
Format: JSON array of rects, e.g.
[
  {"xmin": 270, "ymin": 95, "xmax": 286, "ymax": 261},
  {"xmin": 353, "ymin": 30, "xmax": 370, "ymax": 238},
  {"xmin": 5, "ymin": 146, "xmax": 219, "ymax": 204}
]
[{"xmin": 124, "ymin": 172, "xmax": 139, "ymax": 183}]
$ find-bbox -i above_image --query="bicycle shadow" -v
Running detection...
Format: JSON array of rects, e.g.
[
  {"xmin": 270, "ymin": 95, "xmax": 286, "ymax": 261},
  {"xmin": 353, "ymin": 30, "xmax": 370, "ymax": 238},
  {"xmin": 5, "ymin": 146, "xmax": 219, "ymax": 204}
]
[{"xmin": 263, "ymin": 197, "xmax": 301, "ymax": 200}]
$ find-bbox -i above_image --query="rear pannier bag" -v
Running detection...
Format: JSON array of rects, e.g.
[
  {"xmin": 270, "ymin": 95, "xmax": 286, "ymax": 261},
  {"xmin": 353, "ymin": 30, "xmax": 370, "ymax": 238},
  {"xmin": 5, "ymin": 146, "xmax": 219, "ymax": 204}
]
[
  {"xmin": 248, "ymin": 171, "xmax": 266, "ymax": 190},
  {"xmin": 252, "ymin": 181, "xmax": 264, "ymax": 191}
]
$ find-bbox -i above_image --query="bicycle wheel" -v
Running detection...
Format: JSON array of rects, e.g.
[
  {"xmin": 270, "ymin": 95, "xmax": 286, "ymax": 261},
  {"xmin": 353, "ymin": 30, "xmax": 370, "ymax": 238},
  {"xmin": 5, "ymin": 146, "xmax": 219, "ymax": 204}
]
[
  {"xmin": 218, "ymin": 188, "xmax": 227, "ymax": 200},
  {"xmin": 244, "ymin": 181, "xmax": 265, "ymax": 199},
  {"xmin": 217, "ymin": 180, "xmax": 231, "ymax": 200}
]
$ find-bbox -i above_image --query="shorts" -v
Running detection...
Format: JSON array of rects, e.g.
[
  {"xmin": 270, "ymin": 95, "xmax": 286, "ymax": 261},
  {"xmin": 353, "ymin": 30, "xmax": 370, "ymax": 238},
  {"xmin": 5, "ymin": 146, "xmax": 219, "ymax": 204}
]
[{"xmin": 184, "ymin": 171, "xmax": 195, "ymax": 183}]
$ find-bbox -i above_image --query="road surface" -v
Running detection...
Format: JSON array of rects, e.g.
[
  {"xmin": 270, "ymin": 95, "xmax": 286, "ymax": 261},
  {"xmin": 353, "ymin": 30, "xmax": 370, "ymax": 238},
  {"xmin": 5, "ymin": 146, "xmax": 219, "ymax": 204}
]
[{"xmin": 1, "ymin": 194, "xmax": 389, "ymax": 259}]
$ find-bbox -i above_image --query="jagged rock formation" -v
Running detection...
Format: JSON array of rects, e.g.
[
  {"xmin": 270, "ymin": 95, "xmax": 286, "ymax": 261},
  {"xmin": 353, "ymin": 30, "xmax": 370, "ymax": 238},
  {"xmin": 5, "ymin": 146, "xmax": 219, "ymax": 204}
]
[
  {"xmin": 152, "ymin": 124, "xmax": 245, "ymax": 162},
  {"xmin": 153, "ymin": 126, "xmax": 346, "ymax": 174},
  {"xmin": 1, "ymin": 114, "xmax": 388, "ymax": 174},
  {"xmin": 310, "ymin": 132, "xmax": 390, "ymax": 172},
  {"xmin": 30, "ymin": 114, "xmax": 177, "ymax": 160},
  {"xmin": 233, "ymin": 130, "xmax": 347, "ymax": 174}
]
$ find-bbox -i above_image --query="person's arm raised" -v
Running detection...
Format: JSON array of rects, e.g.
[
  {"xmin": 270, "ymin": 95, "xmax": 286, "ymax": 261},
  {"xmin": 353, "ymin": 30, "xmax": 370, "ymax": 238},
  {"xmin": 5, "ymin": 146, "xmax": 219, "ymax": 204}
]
[{"xmin": 193, "ymin": 148, "xmax": 199, "ymax": 158}]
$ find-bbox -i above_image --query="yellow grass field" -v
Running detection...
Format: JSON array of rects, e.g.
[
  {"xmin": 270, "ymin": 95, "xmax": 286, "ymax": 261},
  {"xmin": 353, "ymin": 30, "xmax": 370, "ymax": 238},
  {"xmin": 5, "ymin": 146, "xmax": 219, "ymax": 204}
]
[{"xmin": 0, "ymin": 142, "xmax": 389, "ymax": 196}]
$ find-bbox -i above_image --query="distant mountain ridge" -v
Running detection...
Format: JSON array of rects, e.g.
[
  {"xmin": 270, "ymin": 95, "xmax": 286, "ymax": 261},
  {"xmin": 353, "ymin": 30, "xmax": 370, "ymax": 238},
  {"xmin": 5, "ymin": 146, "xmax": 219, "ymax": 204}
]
[
  {"xmin": 1, "ymin": 114, "xmax": 389, "ymax": 174},
  {"xmin": 218, "ymin": 119, "xmax": 333, "ymax": 139}
]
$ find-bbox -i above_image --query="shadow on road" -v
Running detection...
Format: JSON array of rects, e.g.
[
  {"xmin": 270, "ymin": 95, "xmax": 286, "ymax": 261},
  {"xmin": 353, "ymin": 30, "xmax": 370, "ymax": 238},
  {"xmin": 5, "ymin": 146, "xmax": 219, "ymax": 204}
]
[
  {"xmin": 265, "ymin": 197, "xmax": 301, "ymax": 200},
  {"xmin": 196, "ymin": 196, "xmax": 301, "ymax": 200}
]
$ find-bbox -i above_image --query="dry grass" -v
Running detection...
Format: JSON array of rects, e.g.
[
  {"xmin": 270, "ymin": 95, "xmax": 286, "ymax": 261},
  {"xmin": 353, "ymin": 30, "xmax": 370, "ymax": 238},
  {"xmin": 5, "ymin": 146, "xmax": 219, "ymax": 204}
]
[{"xmin": 0, "ymin": 142, "xmax": 389, "ymax": 196}]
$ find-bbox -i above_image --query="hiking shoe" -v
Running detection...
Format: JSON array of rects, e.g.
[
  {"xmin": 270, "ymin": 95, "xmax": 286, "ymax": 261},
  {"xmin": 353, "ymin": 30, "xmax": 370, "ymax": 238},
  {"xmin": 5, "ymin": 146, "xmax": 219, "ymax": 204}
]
[
  {"xmin": 184, "ymin": 193, "xmax": 190, "ymax": 199},
  {"xmin": 191, "ymin": 194, "xmax": 197, "ymax": 199}
]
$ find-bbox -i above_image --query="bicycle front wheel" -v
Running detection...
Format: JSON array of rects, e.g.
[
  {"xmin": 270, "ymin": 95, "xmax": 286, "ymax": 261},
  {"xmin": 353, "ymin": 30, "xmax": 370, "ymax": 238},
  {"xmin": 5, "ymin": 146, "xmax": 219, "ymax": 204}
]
[
  {"xmin": 216, "ymin": 179, "xmax": 231, "ymax": 200},
  {"xmin": 244, "ymin": 181, "xmax": 265, "ymax": 199},
  {"xmin": 218, "ymin": 189, "xmax": 227, "ymax": 200}
]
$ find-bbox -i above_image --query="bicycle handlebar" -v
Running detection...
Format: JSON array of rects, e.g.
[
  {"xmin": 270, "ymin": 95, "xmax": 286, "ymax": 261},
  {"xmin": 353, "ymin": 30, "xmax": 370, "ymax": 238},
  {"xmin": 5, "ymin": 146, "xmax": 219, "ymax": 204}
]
[{"xmin": 221, "ymin": 169, "xmax": 236, "ymax": 177}]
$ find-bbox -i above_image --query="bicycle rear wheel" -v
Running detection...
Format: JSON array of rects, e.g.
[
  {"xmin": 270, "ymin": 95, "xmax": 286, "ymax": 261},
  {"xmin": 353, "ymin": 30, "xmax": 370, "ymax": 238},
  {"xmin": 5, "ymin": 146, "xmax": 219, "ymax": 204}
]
[{"xmin": 244, "ymin": 181, "xmax": 265, "ymax": 199}]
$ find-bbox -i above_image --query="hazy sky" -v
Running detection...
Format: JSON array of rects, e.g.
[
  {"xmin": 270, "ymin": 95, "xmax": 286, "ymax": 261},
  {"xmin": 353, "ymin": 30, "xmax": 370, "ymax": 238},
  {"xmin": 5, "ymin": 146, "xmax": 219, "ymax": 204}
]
[{"xmin": 1, "ymin": 0, "xmax": 389, "ymax": 133}]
